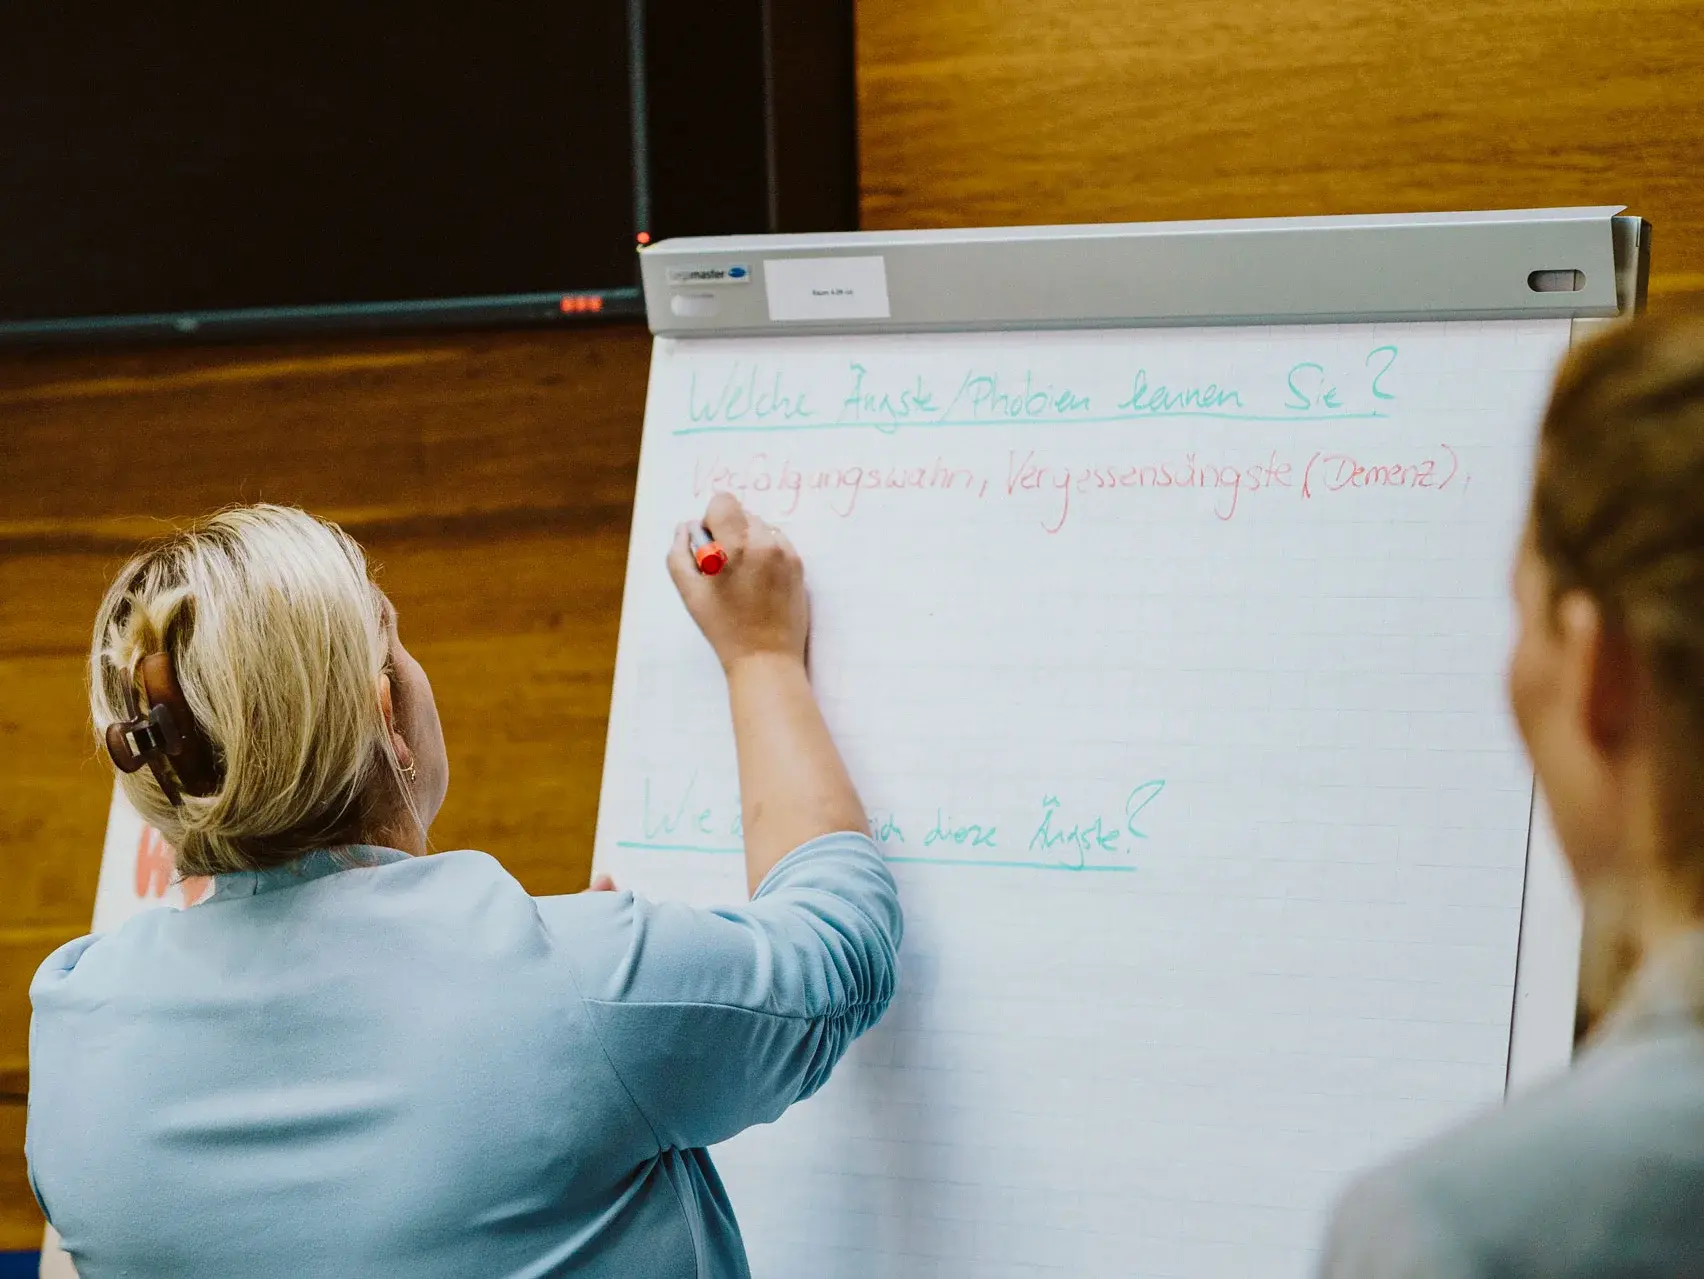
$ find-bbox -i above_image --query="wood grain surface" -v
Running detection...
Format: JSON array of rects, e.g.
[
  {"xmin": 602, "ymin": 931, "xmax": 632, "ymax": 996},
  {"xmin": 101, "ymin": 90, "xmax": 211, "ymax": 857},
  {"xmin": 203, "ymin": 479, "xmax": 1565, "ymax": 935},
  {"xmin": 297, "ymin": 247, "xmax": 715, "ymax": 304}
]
[
  {"xmin": 857, "ymin": 0, "xmax": 1704, "ymax": 305},
  {"xmin": 2, "ymin": 0, "xmax": 1698, "ymax": 1248}
]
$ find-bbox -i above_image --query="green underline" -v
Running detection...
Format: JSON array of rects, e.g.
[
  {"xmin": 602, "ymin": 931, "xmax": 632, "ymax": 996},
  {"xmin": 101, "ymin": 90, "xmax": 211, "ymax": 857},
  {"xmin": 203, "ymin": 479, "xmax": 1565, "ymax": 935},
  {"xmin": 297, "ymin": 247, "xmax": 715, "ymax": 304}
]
[
  {"xmin": 886, "ymin": 855, "xmax": 1135, "ymax": 872},
  {"xmin": 672, "ymin": 410, "xmax": 1387, "ymax": 437},
  {"xmin": 616, "ymin": 841, "xmax": 742, "ymax": 855},
  {"xmin": 614, "ymin": 840, "xmax": 1136, "ymax": 873}
]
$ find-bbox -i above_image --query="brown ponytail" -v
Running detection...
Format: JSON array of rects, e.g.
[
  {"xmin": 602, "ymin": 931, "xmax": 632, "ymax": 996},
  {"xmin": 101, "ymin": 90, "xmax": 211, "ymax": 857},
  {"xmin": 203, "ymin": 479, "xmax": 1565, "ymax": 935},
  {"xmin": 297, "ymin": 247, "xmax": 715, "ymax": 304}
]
[{"xmin": 1531, "ymin": 308, "xmax": 1704, "ymax": 905}]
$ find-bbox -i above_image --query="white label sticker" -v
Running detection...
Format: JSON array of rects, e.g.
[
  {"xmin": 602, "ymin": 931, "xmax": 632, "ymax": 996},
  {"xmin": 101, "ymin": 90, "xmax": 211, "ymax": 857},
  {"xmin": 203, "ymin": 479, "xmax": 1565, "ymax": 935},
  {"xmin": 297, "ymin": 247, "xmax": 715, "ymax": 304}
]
[{"xmin": 763, "ymin": 255, "xmax": 891, "ymax": 322}]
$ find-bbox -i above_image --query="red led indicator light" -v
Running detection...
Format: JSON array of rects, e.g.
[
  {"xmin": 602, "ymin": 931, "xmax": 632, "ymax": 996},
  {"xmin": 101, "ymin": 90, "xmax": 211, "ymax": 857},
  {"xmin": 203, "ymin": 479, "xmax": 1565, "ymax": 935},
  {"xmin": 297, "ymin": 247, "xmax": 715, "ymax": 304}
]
[
  {"xmin": 636, "ymin": 231, "xmax": 652, "ymax": 245},
  {"xmin": 559, "ymin": 295, "xmax": 605, "ymax": 314}
]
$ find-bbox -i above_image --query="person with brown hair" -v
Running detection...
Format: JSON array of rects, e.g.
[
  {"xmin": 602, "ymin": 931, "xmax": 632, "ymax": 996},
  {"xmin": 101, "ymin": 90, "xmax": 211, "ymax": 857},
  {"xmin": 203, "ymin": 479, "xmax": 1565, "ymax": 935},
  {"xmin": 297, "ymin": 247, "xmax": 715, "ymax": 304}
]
[
  {"xmin": 1322, "ymin": 310, "xmax": 1704, "ymax": 1276},
  {"xmin": 26, "ymin": 494, "xmax": 900, "ymax": 1278}
]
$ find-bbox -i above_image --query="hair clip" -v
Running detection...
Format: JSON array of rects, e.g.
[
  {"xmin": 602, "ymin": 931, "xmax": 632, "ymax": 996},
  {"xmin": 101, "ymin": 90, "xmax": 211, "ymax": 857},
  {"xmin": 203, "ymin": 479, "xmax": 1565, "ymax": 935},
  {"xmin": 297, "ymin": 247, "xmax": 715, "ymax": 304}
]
[{"xmin": 104, "ymin": 652, "xmax": 220, "ymax": 806}]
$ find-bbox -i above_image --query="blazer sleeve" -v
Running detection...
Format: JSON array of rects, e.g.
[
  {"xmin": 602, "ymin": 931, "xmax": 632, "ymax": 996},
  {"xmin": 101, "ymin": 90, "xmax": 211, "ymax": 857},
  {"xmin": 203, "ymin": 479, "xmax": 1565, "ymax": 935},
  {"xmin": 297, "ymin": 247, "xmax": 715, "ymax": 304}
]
[{"xmin": 546, "ymin": 831, "xmax": 902, "ymax": 1152}]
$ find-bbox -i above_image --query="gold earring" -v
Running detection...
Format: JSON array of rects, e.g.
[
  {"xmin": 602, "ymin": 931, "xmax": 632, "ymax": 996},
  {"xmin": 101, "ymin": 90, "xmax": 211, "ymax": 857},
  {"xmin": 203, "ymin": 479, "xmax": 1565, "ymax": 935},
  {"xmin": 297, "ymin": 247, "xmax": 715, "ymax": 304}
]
[{"xmin": 402, "ymin": 761, "xmax": 418, "ymax": 782}]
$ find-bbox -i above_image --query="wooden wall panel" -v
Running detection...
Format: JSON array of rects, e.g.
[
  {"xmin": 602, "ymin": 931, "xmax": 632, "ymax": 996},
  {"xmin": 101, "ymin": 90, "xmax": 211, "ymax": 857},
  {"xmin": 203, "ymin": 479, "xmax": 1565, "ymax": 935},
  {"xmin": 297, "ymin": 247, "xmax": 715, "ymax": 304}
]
[
  {"xmin": 857, "ymin": 0, "xmax": 1704, "ymax": 305},
  {"xmin": 0, "ymin": 1106, "xmax": 42, "ymax": 1246}
]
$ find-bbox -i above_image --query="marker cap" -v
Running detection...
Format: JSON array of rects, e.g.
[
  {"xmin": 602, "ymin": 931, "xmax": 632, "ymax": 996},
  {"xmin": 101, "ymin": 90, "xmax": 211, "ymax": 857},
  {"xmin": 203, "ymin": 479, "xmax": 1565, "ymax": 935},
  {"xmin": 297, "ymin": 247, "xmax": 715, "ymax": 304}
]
[
  {"xmin": 688, "ymin": 524, "xmax": 728, "ymax": 575},
  {"xmin": 694, "ymin": 542, "xmax": 728, "ymax": 575}
]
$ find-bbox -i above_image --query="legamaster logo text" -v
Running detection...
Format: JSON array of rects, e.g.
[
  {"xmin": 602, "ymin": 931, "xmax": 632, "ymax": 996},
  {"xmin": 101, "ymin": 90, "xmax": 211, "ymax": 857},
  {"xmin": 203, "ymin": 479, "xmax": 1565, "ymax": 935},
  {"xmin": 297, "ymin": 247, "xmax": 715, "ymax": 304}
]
[{"xmin": 666, "ymin": 265, "xmax": 751, "ymax": 286}]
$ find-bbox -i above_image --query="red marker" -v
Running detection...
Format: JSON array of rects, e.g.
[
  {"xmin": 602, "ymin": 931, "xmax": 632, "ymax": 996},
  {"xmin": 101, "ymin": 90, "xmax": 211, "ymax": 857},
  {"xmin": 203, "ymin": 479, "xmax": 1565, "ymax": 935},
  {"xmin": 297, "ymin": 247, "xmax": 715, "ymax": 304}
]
[{"xmin": 689, "ymin": 524, "xmax": 727, "ymax": 575}]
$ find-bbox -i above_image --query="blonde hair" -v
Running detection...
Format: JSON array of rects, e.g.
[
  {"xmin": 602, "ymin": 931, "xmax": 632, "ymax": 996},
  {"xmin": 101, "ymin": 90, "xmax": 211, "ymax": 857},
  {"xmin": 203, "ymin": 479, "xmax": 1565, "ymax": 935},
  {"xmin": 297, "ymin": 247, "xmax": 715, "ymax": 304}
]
[{"xmin": 90, "ymin": 505, "xmax": 404, "ymax": 877}]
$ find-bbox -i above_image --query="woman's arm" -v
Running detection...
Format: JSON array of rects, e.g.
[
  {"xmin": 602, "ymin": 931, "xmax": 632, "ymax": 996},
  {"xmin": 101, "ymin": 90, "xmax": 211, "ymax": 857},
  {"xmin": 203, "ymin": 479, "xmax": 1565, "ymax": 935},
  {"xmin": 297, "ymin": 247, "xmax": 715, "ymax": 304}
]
[
  {"xmin": 551, "ymin": 833, "xmax": 900, "ymax": 1151},
  {"xmin": 668, "ymin": 493, "xmax": 867, "ymax": 895},
  {"xmin": 546, "ymin": 496, "xmax": 892, "ymax": 1153},
  {"xmin": 724, "ymin": 653, "xmax": 867, "ymax": 893}
]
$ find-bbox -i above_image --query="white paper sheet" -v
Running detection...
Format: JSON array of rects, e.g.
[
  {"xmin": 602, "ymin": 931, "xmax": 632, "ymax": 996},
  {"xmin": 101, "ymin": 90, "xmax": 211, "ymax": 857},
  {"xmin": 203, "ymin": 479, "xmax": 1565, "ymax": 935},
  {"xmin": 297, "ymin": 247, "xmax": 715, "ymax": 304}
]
[{"xmin": 595, "ymin": 319, "xmax": 1573, "ymax": 1278}]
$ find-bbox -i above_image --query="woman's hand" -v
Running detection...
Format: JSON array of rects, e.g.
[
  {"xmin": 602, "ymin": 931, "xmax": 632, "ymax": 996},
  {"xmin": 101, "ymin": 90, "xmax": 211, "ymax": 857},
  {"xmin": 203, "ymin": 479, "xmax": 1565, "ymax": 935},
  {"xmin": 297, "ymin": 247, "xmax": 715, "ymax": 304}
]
[
  {"xmin": 667, "ymin": 493, "xmax": 808, "ymax": 673},
  {"xmin": 665, "ymin": 492, "xmax": 867, "ymax": 894}
]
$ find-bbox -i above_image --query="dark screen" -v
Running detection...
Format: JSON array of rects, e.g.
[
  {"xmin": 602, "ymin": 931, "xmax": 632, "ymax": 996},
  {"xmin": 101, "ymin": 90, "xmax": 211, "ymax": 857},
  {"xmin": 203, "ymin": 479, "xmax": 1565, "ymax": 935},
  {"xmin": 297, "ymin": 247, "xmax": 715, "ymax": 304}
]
[{"xmin": 0, "ymin": 4, "xmax": 637, "ymax": 321}]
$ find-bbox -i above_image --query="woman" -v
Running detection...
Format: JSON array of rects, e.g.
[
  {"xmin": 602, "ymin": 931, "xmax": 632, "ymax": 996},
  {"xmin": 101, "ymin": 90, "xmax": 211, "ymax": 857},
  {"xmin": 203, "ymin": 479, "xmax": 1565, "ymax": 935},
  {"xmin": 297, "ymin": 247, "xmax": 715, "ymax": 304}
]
[
  {"xmin": 27, "ymin": 494, "xmax": 901, "ymax": 1278},
  {"xmin": 1323, "ymin": 311, "xmax": 1704, "ymax": 1276}
]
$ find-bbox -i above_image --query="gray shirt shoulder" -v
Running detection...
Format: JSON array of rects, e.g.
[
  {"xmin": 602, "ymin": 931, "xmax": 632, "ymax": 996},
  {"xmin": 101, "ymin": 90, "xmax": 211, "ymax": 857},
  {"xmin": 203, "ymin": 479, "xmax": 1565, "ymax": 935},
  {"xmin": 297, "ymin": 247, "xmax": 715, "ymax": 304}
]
[{"xmin": 1322, "ymin": 1017, "xmax": 1704, "ymax": 1279}]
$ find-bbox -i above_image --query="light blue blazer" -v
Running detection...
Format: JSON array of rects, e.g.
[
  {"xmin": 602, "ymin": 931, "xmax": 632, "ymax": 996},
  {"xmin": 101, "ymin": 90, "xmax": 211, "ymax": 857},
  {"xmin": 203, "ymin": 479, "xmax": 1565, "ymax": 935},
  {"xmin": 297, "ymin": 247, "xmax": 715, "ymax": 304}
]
[
  {"xmin": 1320, "ymin": 927, "xmax": 1704, "ymax": 1278},
  {"xmin": 27, "ymin": 834, "xmax": 901, "ymax": 1279}
]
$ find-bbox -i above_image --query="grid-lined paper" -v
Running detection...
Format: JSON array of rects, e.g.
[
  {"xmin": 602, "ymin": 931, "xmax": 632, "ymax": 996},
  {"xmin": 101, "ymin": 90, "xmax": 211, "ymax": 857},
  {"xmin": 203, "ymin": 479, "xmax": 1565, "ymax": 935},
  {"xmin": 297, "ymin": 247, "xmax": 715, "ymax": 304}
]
[{"xmin": 594, "ymin": 320, "xmax": 1573, "ymax": 1278}]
